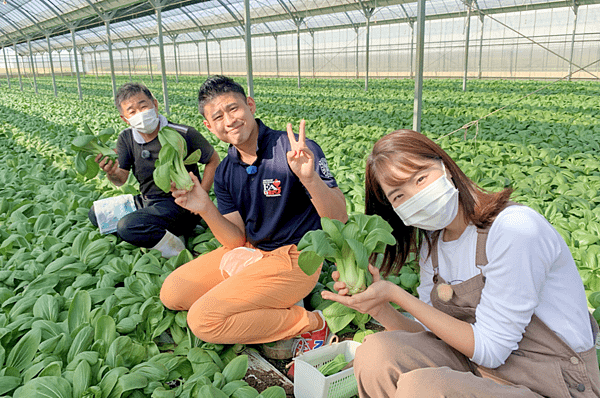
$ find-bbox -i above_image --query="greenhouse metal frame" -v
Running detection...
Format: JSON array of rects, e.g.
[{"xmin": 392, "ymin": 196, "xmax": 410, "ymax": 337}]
[{"xmin": 1, "ymin": 0, "xmax": 599, "ymax": 129}]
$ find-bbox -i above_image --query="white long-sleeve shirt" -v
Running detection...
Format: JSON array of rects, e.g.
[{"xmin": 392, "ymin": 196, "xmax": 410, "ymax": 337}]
[{"xmin": 417, "ymin": 205, "xmax": 594, "ymax": 368}]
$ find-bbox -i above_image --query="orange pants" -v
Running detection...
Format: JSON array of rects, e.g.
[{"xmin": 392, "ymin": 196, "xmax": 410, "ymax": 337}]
[{"xmin": 160, "ymin": 244, "xmax": 322, "ymax": 344}]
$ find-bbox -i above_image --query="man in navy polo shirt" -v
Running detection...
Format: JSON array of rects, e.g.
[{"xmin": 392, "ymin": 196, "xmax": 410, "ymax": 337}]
[{"xmin": 160, "ymin": 75, "xmax": 348, "ymax": 360}]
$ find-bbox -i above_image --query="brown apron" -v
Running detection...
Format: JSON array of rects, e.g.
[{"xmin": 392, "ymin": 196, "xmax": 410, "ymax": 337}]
[{"xmin": 430, "ymin": 225, "xmax": 600, "ymax": 398}]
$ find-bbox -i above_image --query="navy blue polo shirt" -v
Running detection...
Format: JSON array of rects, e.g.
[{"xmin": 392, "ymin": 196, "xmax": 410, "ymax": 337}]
[{"xmin": 213, "ymin": 119, "xmax": 338, "ymax": 251}]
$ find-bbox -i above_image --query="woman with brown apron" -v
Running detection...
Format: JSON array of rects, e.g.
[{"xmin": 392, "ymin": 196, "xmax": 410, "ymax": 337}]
[{"xmin": 322, "ymin": 130, "xmax": 600, "ymax": 397}]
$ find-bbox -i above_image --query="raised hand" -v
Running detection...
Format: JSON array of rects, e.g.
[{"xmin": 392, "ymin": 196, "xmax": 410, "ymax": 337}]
[
  {"xmin": 286, "ymin": 119, "xmax": 316, "ymax": 181},
  {"xmin": 171, "ymin": 172, "xmax": 212, "ymax": 215}
]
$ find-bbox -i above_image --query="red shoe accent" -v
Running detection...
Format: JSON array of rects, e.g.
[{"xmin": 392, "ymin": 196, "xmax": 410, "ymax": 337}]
[{"xmin": 287, "ymin": 310, "xmax": 331, "ymax": 379}]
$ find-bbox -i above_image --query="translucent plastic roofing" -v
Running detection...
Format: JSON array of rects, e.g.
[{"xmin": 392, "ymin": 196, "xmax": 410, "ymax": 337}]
[{"xmin": 2, "ymin": 0, "xmax": 599, "ymax": 54}]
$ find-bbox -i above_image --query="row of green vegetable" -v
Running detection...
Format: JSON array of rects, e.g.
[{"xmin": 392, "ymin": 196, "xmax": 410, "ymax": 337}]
[{"xmin": 0, "ymin": 75, "xmax": 599, "ymax": 397}]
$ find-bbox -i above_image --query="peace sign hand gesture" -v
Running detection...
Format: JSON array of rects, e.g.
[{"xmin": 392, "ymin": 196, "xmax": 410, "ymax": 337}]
[{"xmin": 286, "ymin": 119, "xmax": 316, "ymax": 181}]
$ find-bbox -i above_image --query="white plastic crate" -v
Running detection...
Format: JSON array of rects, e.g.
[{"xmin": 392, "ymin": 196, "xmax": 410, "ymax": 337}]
[{"xmin": 293, "ymin": 340, "xmax": 361, "ymax": 398}]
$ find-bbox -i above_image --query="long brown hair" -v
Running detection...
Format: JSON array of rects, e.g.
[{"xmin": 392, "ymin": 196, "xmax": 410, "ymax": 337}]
[{"xmin": 365, "ymin": 129, "xmax": 512, "ymax": 277}]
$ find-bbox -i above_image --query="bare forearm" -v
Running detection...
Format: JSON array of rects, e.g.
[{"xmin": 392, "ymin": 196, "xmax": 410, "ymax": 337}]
[
  {"xmin": 199, "ymin": 205, "xmax": 246, "ymax": 248},
  {"xmin": 200, "ymin": 152, "xmax": 219, "ymax": 192},
  {"xmin": 372, "ymin": 302, "xmax": 426, "ymax": 333},
  {"xmin": 391, "ymin": 289, "xmax": 475, "ymax": 358},
  {"xmin": 302, "ymin": 178, "xmax": 348, "ymax": 223},
  {"xmin": 107, "ymin": 169, "xmax": 128, "ymax": 187}
]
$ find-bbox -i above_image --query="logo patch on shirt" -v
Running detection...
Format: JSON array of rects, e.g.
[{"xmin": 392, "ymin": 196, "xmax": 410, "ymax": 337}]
[
  {"xmin": 263, "ymin": 179, "xmax": 282, "ymax": 197},
  {"xmin": 318, "ymin": 158, "xmax": 332, "ymax": 178}
]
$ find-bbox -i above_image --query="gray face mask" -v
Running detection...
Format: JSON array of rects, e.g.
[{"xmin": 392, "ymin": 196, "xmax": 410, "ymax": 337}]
[
  {"xmin": 393, "ymin": 162, "xmax": 459, "ymax": 231},
  {"xmin": 127, "ymin": 108, "xmax": 159, "ymax": 135}
]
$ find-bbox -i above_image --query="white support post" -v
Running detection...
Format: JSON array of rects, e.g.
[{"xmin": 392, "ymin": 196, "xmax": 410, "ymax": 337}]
[
  {"xmin": 28, "ymin": 39, "xmax": 38, "ymax": 94},
  {"xmin": 219, "ymin": 40, "xmax": 224, "ymax": 75},
  {"xmin": 126, "ymin": 43, "xmax": 132, "ymax": 81},
  {"xmin": 311, "ymin": 31, "xmax": 315, "ymax": 78},
  {"xmin": 46, "ymin": 35, "xmax": 57, "ymax": 97},
  {"xmin": 413, "ymin": 0, "xmax": 425, "ymax": 132},
  {"xmin": 568, "ymin": 4, "xmax": 579, "ymax": 81},
  {"xmin": 355, "ymin": 28, "xmax": 359, "ymax": 79},
  {"xmin": 296, "ymin": 22, "xmax": 301, "ymax": 88},
  {"xmin": 156, "ymin": 3, "xmax": 170, "ymax": 115},
  {"xmin": 93, "ymin": 47, "xmax": 99, "ymax": 78},
  {"xmin": 478, "ymin": 15, "xmax": 484, "ymax": 79},
  {"xmin": 204, "ymin": 32, "xmax": 210, "ymax": 76},
  {"xmin": 15, "ymin": 44, "xmax": 22, "ymax": 91},
  {"xmin": 172, "ymin": 37, "xmax": 179, "ymax": 83},
  {"xmin": 71, "ymin": 29, "xmax": 83, "ymax": 100},
  {"xmin": 2, "ymin": 46, "xmax": 10, "ymax": 88},
  {"xmin": 365, "ymin": 13, "xmax": 371, "ymax": 91},
  {"xmin": 462, "ymin": 1, "xmax": 472, "ymax": 92},
  {"xmin": 274, "ymin": 35, "xmax": 279, "ymax": 78},
  {"xmin": 196, "ymin": 42, "xmax": 202, "ymax": 75},
  {"xmin": 244, "ymin": 0, "xmax": 254, "ymax": 97},
  {"xmin": 147, "ymin": 39, "xmax": 154, "ymax": 82},
  {"xmin": 68, "ymin": 49, "xmax": 73, "ymax": 77},
  {"xmin": 105, "ymin": 19, "xmax": 117, "ymax": 99}
]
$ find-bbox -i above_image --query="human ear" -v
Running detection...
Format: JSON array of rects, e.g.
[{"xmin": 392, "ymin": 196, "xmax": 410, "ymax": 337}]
[
  {"xmin": 246, "ymin": 97, "xmax": 256, "ymax": 115},
  {"xmin": 120, "ymin": 114, "xmax": 130, "ymax": 125}
]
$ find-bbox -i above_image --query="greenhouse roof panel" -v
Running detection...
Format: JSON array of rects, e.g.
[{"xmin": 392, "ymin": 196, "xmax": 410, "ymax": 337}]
[{"xmin": 3, "ymin": 0, "xmax": 600, "ymax": 50}]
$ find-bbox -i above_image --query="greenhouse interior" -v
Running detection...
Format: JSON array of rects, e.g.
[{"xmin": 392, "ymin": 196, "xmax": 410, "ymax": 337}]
[{"xmin": 1, "ymin": 1, "xmax": 600, "ymax": 397}]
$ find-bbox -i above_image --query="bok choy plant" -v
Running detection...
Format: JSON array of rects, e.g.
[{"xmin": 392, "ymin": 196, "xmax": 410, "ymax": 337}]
[
  {"xmin": 153, "ymin": 127, "xmax": 203, "ymax": 193},
  {"xmin": 71, "ymin": 124, "xmax": 116, "ymax": 179},
  {"xmin": 298, "ymin": 214, "xmax": 396, "ymax": 333}
]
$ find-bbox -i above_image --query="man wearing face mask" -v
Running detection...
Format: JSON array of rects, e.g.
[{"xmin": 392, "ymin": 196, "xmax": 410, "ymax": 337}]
[{"xmin": 88, "ymin": 82, "xmax": 220, "ymax": 258}]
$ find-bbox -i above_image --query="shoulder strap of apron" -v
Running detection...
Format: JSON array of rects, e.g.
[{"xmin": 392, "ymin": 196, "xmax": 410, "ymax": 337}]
[{"xmin": 431, "ymin": 201, "xmax": 520, "ymax": 271}]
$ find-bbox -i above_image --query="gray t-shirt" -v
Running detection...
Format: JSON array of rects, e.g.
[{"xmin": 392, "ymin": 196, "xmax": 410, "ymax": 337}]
[{"xmin": 117, "ymin": 121, "xmax": 215, "ymax": 198}]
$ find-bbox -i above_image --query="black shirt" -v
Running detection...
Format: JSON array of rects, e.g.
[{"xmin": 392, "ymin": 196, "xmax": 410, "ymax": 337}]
[{"xmin": 117, "ymin": 120, "xmax": 215, "ymax": 198}]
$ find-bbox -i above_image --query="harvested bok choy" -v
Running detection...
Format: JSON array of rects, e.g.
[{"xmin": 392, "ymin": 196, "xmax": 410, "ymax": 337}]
[
  {"xmin": 153, "ymin": 127, "xmax": 203, "ymax": 192},
  {"xmin": 71, "ymin": 123, "xmax": 116, "ymax": 179},
  {"xmin": 297, "ymin": 214, "xmax": 396, "ymax": 333},
  {"xmin": 298, "ymin": 214, "xmax": 396, "ymax": 294}
]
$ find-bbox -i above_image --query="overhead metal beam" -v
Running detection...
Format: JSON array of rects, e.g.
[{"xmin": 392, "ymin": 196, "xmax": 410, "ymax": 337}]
[
  {"xmin": 1, "ymin": 0, "xmax": 206, "ymax": 49},
  {"xmin": 15, "ymin": 0, "xmax": 600, "ymax": 56},
  {"xmin": 215, "ymin": 0, "xmax": 246, "ymax": 37}
]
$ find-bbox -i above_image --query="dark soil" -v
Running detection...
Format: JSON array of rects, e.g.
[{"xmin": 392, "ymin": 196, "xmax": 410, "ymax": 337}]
[{"xmin": 244, "ymin": 366, "xmax": 294, "ymax": 398}]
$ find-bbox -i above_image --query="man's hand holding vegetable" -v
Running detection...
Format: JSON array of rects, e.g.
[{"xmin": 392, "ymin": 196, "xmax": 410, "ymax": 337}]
[{"xmin": 95, "ymin": 153, "xmax": 128, "ymax": 186}]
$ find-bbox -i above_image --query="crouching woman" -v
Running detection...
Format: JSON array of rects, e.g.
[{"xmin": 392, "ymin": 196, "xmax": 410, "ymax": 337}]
[{"xmin": 322, "ymin": 129, "xmax": 600, "ymax": 397}]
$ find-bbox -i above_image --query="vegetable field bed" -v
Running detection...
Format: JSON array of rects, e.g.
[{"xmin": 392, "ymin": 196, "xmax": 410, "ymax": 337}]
[{"xmin": 1, "ymin": 76, "xmax": 599, "ymax": 397}]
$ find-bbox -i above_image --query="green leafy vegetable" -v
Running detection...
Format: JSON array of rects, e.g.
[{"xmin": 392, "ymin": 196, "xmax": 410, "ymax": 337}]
[
  {"xmin": 153, "ymin": 127, "xmax": 202, "ymax": 192},
  {"xmin": 71, "ymin": 124, "xmax": 116, "ymax": 179}
]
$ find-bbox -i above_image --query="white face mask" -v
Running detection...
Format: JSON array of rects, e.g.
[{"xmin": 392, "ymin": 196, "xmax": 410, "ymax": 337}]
[
  {"xmin": 127, "ymin": 108, "xmax": 159, "ymax": 135},
  {"xmin": 393, "ymin": 162, "xmax": 459, "ymax": 231}
]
